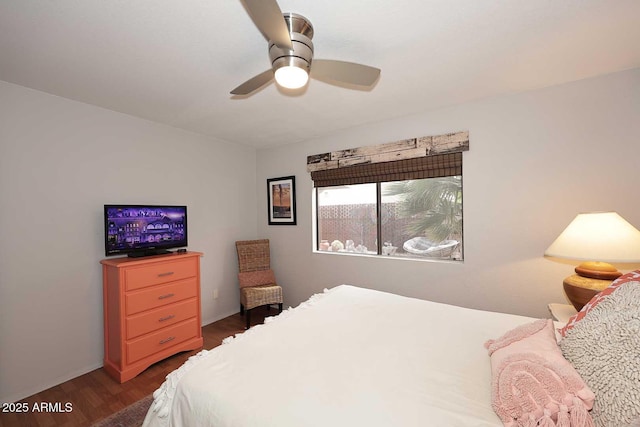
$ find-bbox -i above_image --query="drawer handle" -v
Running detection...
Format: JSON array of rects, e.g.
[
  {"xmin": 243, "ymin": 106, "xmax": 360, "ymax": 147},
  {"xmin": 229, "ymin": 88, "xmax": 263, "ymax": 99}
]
[
  {"xmin": 159, "ymin": 336, "xmax": 175, "ymax": 345},
  {"xmin": 157, "ymin": 272, "xmax": 174, "ymax": 277},
  {"xmin": 159, "ymin": 314, "xmax": 176, "ymax": 322},
  {"xmin": 158, "ymin": 293, "xmax": 175, "ymax": 300}
]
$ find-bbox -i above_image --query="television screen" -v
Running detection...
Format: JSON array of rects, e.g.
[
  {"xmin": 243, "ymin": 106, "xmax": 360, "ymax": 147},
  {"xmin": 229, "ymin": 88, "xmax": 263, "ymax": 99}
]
[{"xmin": 104, "ymin": 205, "xmax": 188, "ymax": 257}]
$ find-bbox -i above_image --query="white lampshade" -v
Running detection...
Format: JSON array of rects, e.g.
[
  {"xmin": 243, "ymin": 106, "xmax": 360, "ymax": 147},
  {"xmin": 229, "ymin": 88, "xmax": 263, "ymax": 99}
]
[
  {"xmin": 544, "ymin": 212, "xmax": 640, "ymax": 262},
  {"xmin": 274, "ymin": 65, "xmax": 309, "ymax": 89}
]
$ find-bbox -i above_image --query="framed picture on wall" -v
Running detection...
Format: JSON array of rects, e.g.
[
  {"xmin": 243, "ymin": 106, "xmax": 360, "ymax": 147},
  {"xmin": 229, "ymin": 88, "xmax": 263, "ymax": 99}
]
[{"xmin": 267, "ymin": 176, "xmax": 296, "ymax": 225}]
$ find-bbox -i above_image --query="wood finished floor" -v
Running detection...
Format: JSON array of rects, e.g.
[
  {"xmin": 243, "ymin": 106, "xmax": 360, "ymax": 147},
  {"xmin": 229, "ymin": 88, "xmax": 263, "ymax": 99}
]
[{"xmin": 0, "ymin": 307, "xmax": 274, "ymax": 427}]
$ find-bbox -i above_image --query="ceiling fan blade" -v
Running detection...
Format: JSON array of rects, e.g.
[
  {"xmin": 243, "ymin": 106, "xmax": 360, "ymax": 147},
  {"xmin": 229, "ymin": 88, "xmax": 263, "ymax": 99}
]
[
  {"xmin": 311, "ymin": 59, "xmax": 381, "ymax": 88},
  {"xmin": 230, "ymin": 69, "xmax": 274, "ymax": 96},
  {"xmin": 241, "ymin": 0, "xmax": 293, "ymax": 50}
]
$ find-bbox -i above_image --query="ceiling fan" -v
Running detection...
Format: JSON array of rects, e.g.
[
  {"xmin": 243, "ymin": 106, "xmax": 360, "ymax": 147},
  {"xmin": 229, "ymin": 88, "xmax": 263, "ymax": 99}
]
[{"xmin": 231, "ymin": 0, "xmax": 381, "ymax": 96}]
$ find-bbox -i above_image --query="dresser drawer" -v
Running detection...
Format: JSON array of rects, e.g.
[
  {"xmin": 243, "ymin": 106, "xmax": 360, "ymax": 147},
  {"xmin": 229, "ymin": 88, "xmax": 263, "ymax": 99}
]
[
  {"xmin": 125, "ymin": 258, "xmax": 197, "ymax": 291},
  {"xmin": 126, "ymin": 298, "xmax": 198, "ymax": 339},
  {"xmin": 125, "ymin": 278, "xmax": 197, "ymax": 315},
  {"xmin": 126, "ymin": 318, "xmax": 199, "ymax": 365}
]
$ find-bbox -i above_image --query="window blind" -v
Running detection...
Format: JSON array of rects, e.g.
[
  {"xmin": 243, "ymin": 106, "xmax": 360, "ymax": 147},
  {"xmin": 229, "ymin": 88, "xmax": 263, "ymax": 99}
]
[{"xmin": 310, "ymin": 152, "xmax": 462, "ymax": 187}]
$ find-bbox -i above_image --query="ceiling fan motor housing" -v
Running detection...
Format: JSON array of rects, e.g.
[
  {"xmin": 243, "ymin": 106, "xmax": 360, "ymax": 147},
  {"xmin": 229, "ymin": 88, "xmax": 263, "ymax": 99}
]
[{"xmin": 269, "ymin": 13, "xmax": 314, "ymax": 74}]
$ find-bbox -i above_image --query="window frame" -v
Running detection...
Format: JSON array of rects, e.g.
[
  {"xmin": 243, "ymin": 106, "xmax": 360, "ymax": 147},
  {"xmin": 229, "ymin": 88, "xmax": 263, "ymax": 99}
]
[{"xmin": 313, "ymin": 176, "xmax": 464, "ymax": 261}]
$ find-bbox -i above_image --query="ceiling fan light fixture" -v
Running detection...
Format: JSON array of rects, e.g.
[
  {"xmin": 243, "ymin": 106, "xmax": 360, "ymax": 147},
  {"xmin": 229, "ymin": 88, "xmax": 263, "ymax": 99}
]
[
  {"xmin": 272, "ymin": 54, "xmax": 311, "ymax": 90},
  {"xmin": 232, "ymin": 3, "xmax": 380, "ymax": 96},
  {"xmin": 274, "ymin": 65, "xmax": 309, "ymax": 89}
]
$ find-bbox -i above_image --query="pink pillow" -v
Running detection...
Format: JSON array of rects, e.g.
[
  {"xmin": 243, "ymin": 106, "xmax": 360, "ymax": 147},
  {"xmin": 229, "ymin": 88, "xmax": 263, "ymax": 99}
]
[
  {"xmin": 559, "ymin": 269, "xmax": 640, "ymax": 337},
  {"xmin": 485, "ymin": 319, "xmax": 595, "ymax": 426},
  {"xmin": 238, "ymin": 269, "xmax": 276, "ymax": 288}
]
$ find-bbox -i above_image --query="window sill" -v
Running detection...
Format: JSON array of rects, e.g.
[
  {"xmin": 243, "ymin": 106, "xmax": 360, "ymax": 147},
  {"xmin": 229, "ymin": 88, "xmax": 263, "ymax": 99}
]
[{"xmin": 312, "ymin": 249, "xmax": 463, "ymax": 264}]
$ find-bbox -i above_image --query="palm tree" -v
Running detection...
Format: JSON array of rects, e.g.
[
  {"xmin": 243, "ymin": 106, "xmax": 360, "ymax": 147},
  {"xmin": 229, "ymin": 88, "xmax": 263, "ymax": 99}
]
[{"xmin": 383, "ymin": 176, "xmax": 462, "ymax": 242}]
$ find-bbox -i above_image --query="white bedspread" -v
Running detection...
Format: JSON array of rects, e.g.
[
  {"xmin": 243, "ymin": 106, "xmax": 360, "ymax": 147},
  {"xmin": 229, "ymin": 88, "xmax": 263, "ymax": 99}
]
[{"xmin": 143, "ymin": 285, "xmax": 539, "ymax": 427}]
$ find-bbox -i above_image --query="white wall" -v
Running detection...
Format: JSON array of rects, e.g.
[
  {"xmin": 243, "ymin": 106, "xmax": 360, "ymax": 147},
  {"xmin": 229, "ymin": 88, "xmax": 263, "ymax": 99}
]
[
  {"xmin": 256, "ymin": 68, "xmax": 640, "ymax": 318},
  {"xmin": 0, "ymin": 81, "xmax": 257, "ymax": 403}
]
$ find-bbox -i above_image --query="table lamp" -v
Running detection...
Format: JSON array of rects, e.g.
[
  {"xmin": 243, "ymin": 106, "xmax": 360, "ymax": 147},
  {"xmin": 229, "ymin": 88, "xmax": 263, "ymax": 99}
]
[{"xmin": 544, "ymin": 212, "xmax": 640, "ymax": 311}]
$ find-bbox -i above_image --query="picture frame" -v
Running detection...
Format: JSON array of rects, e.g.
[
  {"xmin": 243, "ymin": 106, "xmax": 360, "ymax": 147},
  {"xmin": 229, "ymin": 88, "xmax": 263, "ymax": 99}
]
[{"xmin": 267, "ymin": 176, "xmax": 296, "ymax": 225}]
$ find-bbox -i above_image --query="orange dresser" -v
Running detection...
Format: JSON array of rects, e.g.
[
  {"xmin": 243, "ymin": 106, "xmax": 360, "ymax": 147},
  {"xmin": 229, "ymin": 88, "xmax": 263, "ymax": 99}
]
[{"xmin": 100, "ymin": 252, "xmax": 204, "ymax": 382}]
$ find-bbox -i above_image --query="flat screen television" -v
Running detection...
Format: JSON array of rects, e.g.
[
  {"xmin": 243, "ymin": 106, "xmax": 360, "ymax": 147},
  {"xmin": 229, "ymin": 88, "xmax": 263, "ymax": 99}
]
[{"xmin": 104, "ymin": 204, "xmax": 188, "ymax": 257}]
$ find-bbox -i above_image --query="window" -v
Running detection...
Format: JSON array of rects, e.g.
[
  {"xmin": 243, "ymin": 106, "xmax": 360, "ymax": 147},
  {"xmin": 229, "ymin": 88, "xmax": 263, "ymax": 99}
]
[
  {"xmin": 308, "ymin": 131, "xmax": 468, "ymax": 261},
  {"xmin": 317, "ymin": 184, "xmax": 377, "ymax": 254},
  {"xmin": 315, "ymin": 175, "xmax": 463, "ymax": 260},
  {"xmin": 380, "ymin": 177, "xmax": 462, "ymax": 260}
]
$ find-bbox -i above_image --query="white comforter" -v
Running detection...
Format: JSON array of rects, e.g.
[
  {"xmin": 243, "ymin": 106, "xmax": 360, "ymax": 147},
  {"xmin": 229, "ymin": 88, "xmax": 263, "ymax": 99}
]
[{"xmin": 143, "ymin": 285, "xmax": 538, "ymax": 427}]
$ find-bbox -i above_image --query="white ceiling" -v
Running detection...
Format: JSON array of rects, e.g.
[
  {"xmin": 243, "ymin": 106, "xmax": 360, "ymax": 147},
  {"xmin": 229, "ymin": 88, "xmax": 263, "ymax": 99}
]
[{"xmin": 1, "ymin": 0, "xmax": 639, "ymax": 148}]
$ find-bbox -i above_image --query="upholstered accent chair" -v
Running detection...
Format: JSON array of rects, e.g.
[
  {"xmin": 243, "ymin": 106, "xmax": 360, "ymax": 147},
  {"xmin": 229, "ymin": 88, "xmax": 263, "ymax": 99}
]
[{"xmin": 235, "ymin": 239, "xmax": 283, "ymax": 329}]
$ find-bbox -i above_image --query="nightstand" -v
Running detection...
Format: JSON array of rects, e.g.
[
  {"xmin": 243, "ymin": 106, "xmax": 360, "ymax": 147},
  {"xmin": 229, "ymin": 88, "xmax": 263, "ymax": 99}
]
[{"xmin": 547, "ymin": 303, "xmax": 578, "ymax": 323}]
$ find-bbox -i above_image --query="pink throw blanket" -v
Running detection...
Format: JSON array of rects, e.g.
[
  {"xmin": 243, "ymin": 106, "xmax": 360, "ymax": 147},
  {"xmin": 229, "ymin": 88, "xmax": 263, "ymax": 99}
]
[{"xmin": 485, "ymin": 319, "xmax": 595, "ymax": 427}]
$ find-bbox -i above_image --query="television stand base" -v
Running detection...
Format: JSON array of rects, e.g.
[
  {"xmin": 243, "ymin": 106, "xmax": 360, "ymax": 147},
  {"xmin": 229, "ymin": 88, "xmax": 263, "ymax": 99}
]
[{"xmin": 127, "ymin": 249, "xmax": 172, "ymax": 258}]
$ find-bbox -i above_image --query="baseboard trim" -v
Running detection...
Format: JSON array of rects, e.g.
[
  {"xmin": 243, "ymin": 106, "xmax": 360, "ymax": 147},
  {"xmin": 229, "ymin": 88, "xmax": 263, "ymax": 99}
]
[{"xmin": 201, "ymin": 308, "xmax": 239, "ymax": 327}]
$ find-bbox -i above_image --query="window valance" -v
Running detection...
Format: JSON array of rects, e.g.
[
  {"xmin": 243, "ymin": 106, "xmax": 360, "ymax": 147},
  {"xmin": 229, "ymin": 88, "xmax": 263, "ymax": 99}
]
[{"xmin": 307, "ymin": 131, "xmax": 468, "ymax": 188}]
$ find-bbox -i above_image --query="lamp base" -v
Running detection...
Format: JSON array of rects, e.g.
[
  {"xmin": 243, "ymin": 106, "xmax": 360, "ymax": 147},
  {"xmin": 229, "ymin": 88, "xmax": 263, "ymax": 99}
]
[
  {"xmin": 563, "ymin": 274, "xmax": 612, "ymax": 311},
  {"xmin": 574, "ymin": 261, "xmax": 622, "ymax": 280}
]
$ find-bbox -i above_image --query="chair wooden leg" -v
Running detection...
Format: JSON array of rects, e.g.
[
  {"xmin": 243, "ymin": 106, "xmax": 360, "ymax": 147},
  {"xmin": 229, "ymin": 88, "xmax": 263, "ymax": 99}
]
[
  {"xmin": 278, "ymin": 303, "xmax": 283, "ymax": 313},
  {"xmin": 240, "ymin": 304, "xmax": 244, "ymax": 315},
  {"xmin": 245, "ymin": 308, "xmax": 251, "ymax": 329}
]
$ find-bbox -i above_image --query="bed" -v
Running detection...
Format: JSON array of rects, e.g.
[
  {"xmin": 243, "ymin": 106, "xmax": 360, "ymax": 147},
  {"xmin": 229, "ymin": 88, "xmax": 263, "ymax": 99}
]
[{"xmin": 142, "ymin": 279, "xmax": 640, "ymax": 427}]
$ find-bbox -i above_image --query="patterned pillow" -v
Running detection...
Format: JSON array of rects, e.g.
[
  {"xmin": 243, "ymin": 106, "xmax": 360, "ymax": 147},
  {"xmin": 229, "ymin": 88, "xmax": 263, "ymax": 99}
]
[
  {"xmin": 559, "ymin": 269, "xmax": 640, "ymax": 337},
  {"xmin": 238, "ymin": 269, "xmax": 276, "ymax": 288},
  {"xmin": 559, "ymin": 281, "xmax": 640, "ymax": 427},
  {"xmin": 485, "ymin": 319, "xmax": 595, "ymax": 426}
]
